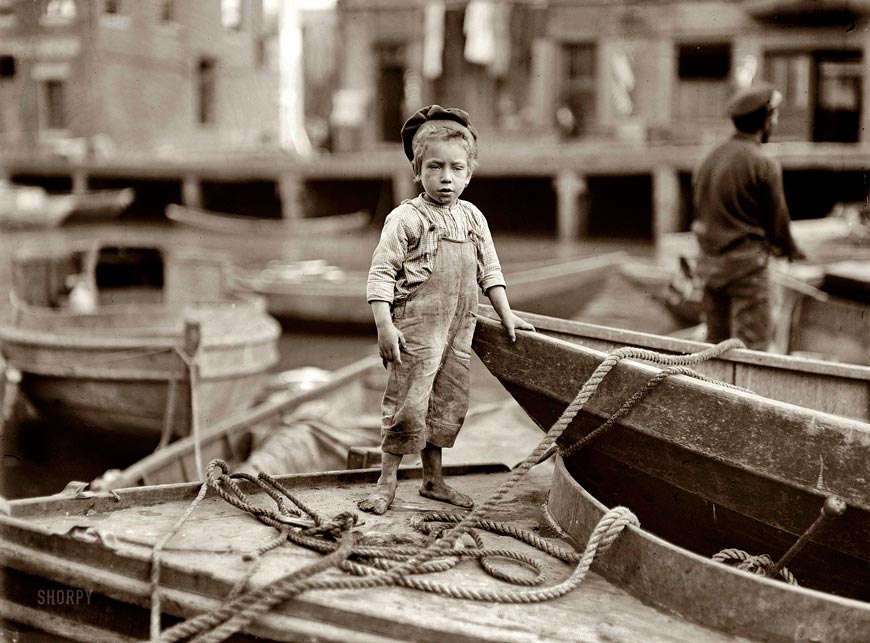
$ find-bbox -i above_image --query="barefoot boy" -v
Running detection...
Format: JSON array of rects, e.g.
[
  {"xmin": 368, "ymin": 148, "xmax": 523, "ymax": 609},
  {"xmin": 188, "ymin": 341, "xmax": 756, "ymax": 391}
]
[{"xmin": 359, "ymin": 105, "xmax": 534, "ymax": 515}]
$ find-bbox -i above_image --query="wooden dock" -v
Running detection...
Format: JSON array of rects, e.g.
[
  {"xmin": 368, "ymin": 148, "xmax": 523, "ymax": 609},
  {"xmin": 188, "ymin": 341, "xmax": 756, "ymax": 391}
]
[{"xmin": 4, "ymin": 140, "xmax": 869, "ymax": 241}]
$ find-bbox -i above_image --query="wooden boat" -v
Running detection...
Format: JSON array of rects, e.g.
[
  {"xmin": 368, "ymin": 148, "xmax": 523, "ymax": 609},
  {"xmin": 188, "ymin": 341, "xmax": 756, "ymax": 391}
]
[
  {"xmin": 0, "ymin": 182, "xmax": 76, "ymax": 229},
  {"xmin": 0, "ymin": 242, "xmax": 281, "ymax": 438},
  {"xmin": 2, "ymin": 463, "xmax": 776, "ymax": 643},
  {"xmin": 89, "ymin": 355, "xmax": 386, "ymax": 490},
  {"xmin": 777, "ymin": 279, "xmax": 870, "ymax": 366},
  {"xmin": 619, "ymin": 257, "xmax": 702, "ymax": 326},
  {"xmin": 228, "ymin": 251, "xmax": 626, "ymax": 328},
  {"xmin": 472, "ymin": 315, "xmax": 870, "ymax": 605},
  {"xmin": 65, "ymin": 187, "xmax": 135, "ymax": 224},
  {"xmin": 478, "ymin": 304, "xmax": 870, "ymax": 422},
  {"xmin": 165, "ymin": 203, "xmax": 371, "ymax": 236}
]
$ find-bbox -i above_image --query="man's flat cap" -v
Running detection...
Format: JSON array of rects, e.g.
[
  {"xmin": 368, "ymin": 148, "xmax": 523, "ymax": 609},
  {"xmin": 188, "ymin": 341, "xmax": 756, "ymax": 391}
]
[
  {"xmin": 728, "ymin": 81, "xmax": 783, "ymax": 117},
  {"xmin": 401, "ymin": 105, "xmax": 478, "ymax": 161}
]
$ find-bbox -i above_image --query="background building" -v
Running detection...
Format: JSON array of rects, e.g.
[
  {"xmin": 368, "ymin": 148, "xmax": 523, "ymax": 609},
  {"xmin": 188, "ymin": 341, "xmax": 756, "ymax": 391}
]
[
  {"xmin": 324, "ymin": 0, "xmax": 870, "ymax": 237},
  {"xmin": 0, "ymin": 0, "xmax": 279, "ymax": 159}
]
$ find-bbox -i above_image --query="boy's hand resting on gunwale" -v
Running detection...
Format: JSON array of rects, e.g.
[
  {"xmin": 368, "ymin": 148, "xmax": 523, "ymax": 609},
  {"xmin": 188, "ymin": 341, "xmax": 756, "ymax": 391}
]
[
  {"xmin": 501, "ymin": 312, "xmax": 535, "ymax": 343},
  {"xmin": 378, "ymin": 322, "xmax": 406, "ymax": 367}
]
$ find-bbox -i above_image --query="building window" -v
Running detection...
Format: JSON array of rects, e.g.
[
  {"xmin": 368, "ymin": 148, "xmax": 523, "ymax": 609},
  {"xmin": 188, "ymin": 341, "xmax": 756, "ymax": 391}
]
[
  {"xmin": 0, "ymin": 56, "xmax": 15, "ymax": 80},
  {"xmin": 160, "ymin": 0, "xmax": 174, "ymax": 22},
  {"xmin": 41, "ymin": 79, "xmax": 67, "ymax": 130},
  {"xmin": 221, "ymin": 0, "xmax": 242, "ymax": 30},
  {"xmin": 674, "ymin": 43, "xmax": 732, "ymax": 121},
  {"xmin": 104, "ymin": 0, "xmax": 120, "ymax": 15},
  {"xmin": 557, "ymin": 43, "xmax": 597, "ymax": 138},
  {"xmin": 196, "ymin": 58, "xmax": 216, "ymax": 125}
]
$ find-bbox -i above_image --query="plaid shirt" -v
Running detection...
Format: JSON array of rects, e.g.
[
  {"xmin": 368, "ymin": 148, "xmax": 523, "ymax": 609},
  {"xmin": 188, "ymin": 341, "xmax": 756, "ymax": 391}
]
[{"xmin": 367, "ymin": 195, "xmax": 506, "ymax": 304}]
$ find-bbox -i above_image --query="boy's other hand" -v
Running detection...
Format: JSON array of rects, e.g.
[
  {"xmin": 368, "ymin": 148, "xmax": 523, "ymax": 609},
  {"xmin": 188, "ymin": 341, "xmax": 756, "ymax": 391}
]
[
  {"xmin": 378, "ymin": 323, "xmax": 406, "ymax": 367},
  {"xmin": 501, "ymin": 312, "xmax": 535, "ymax": 343}
]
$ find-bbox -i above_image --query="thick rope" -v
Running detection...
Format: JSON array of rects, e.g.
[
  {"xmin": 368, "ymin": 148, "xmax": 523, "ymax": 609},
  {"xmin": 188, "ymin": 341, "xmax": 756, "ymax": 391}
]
[
  {"xmin": 146, "ymin": 338, "xmax": 742, "ymax": 642},
  {"xmin": 149, "ymin": 470, "xmax": 213, "ymax": 641}
]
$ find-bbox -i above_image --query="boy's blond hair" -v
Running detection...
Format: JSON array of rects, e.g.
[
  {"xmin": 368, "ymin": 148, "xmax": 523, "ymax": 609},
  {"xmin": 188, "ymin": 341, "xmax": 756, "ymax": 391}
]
[{"xmin": 411, "ymin": 123, "xmax": 479, "ymax": 180}]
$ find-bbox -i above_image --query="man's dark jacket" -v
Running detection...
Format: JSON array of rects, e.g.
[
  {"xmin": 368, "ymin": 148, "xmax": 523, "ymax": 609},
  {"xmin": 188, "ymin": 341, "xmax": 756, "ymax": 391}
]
[{"xmin": 692, "ymin": 132, "xmax": 800, "ymax": 260}]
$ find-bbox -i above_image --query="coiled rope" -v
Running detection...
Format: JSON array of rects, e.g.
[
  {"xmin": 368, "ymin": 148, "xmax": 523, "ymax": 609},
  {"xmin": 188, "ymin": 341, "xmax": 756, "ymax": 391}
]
[
  {"xmin": 712, "ymin": 548, "xmax": 798, "ymax": 585},
  {"xmin": 147, "ymin": 337, "xmax": 744, "ymax": 643}
]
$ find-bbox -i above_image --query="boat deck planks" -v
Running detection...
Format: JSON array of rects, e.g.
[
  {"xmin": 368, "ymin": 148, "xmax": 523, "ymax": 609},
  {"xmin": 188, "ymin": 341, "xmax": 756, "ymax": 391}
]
[{"xmin": 1, "ymin": 466, "xmax": 744, "ymax": 643}]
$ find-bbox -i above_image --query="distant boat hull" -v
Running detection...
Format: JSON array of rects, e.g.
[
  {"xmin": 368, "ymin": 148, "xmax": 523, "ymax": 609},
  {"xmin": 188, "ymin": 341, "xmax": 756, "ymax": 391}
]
[
  {"xmin": 229, "ymin": 252, "xmax": 626, "ymax": 328},
  {"xmin": 65, "ymin": 188, "xmax": 135, "ymax": 223},
  {"xmin": 165, "ymin": 203, "xmax": 370, "ymax": 236},
  {"xmin": 0, "ymin": 193, "xmax": 76, "ymax": 229}
]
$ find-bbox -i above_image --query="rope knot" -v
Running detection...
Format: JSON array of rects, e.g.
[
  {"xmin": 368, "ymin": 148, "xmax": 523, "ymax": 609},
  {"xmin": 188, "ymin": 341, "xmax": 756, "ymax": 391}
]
[{"xmin": 302, "ymin": 511, "xmax": 358, "ymax": 540}]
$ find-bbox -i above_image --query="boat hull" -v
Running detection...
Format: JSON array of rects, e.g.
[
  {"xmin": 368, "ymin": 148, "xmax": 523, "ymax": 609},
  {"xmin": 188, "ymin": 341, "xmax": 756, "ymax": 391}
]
[
  {"xmin": 0, "ymin": 300, "xmax": 280, "ymax": 437},
  {"xmin": 548, "ymin": 457, "xmax": 870, "ymax": 643},
  {"xmin": 471, "ymin": 315, "xmax": 870, "ymax": 600}
]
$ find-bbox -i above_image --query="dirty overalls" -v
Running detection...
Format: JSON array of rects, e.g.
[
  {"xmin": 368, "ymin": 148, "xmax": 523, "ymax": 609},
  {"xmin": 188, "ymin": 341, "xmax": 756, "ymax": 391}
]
[{"xmin": 380, "ymin": 222, "xmax": 479, "ymax": 456}]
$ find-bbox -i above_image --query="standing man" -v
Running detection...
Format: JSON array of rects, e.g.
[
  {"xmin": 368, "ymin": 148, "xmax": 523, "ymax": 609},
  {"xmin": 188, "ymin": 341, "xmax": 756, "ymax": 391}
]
[{"xmin": 692, "ymin": 81, "xmax": 806, "ymax": 350}]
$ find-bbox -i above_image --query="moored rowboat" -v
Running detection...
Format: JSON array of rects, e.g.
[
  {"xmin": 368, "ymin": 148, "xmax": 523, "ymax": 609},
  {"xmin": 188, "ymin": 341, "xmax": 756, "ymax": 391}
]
[
  {"xmin": 472, "ymin": 314, "xmax": 870, "ymax": 603},
  {"xmin": 165, "ymin": 203, "xmax": 371, "ymax": 236},
  {"xmin": 228, "ymin": 251, "xmax": 626, "ymax": 328},
  {"xmin": 65, "ymin": 188, "xmax": 135, "ymax": 224},
  {"xmin": 0, "ymin": 242, "xmax": 281, "ymax": 438}
]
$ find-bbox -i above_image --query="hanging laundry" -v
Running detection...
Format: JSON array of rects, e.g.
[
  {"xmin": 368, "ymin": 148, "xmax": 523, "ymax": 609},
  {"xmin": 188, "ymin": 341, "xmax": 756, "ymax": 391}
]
[
  {"xmin": 610, "ymin": 46, "xmax": 635, "ymax": 117},
  {"xmin": 423, "ymin": 0, "xmax": 445, "ymax": 79},
  {"xmin": 464, "ymin": 0, "xmax": 496, "ymax": 66}
]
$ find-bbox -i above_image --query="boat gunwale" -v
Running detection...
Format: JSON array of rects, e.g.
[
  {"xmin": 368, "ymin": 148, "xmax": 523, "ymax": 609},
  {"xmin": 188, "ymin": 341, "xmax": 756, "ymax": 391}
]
[
  {"xmin": 0, "ymin": 295, "xmax": 282, "ymax": 351},
  {"xmin": 477, "ymin": 303, "xmax": 870, "ymax": 383}
]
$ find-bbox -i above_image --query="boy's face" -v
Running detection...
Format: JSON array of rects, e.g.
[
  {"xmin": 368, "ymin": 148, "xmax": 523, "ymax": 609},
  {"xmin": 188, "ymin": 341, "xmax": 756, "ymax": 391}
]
[{"xmin": 416, "ymin": 139, "xmax": 471, "ymax": 207}]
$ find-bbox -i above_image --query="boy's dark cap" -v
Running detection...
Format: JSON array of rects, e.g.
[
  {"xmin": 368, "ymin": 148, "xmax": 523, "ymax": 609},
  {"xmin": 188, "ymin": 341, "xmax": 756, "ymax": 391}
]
[
  {"xmin": 401, "ymin": 105, "xmax": 478, "ymax": 161},
  {"xmin": 728, "ymin": 81, "xmax": 782, "ymax": 117}
]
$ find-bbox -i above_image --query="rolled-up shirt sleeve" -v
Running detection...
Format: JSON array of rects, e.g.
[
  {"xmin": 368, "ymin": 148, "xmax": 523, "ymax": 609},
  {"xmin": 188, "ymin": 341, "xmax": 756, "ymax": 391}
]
[
  {"xmin": 473, "ymin": 207, "xmax": 506, "ymax": 293},
  {"xmin": 366, "ymin": 211, "xmax": 411, "ymax": 304}
]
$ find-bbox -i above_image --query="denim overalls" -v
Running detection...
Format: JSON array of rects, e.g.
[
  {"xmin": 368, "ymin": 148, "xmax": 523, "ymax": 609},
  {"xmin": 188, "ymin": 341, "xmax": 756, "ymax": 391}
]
[{"xmin": 380, "ymin": 223, "xmax": 479, "ymax": 455}]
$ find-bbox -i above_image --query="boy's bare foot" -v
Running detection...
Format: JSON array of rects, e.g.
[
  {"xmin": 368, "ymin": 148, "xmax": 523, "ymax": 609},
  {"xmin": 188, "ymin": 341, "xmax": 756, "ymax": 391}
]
[
  {"xmin": 419, "ymin": 481, "xmax": 473, "ymax": 508},
  {"xmin": 358, "ymin": 480, "xmax": 397, "ymax": 515}
]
